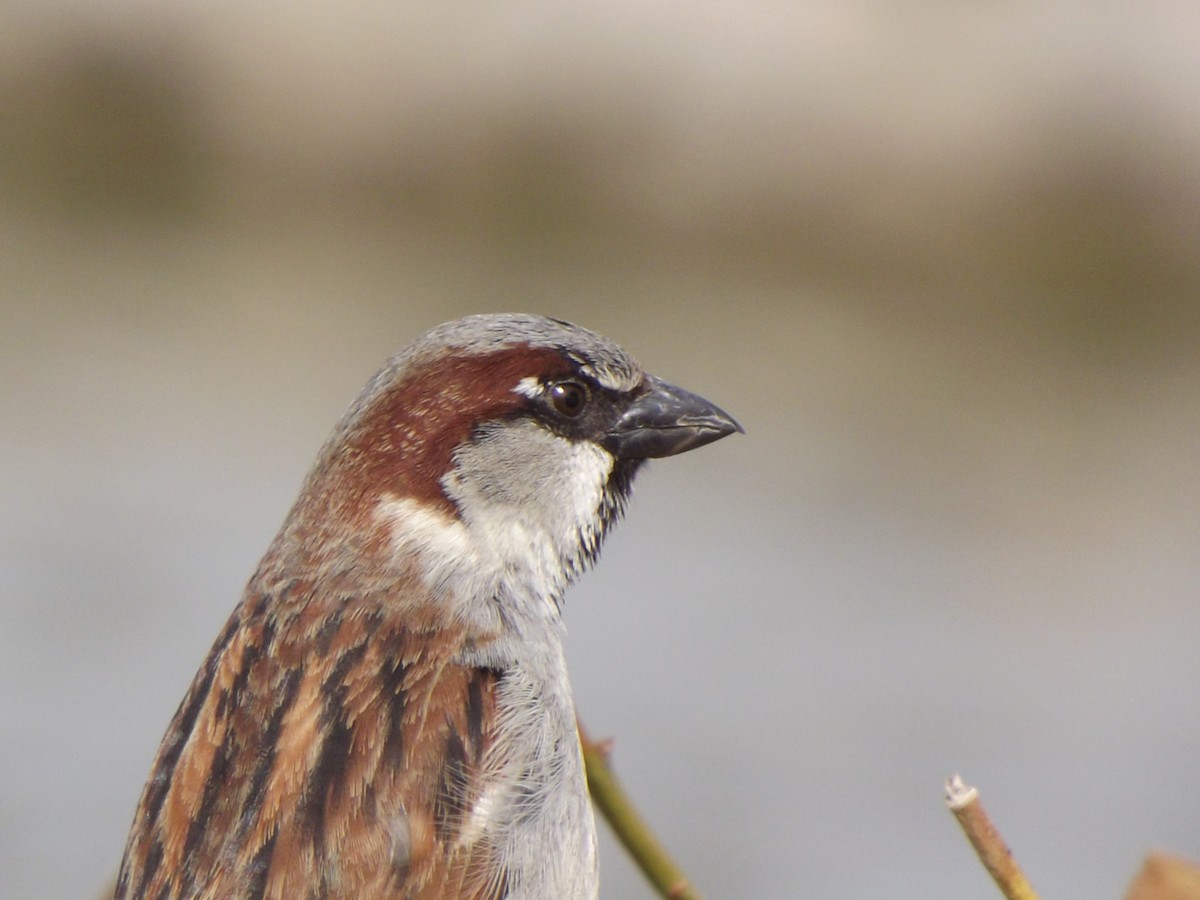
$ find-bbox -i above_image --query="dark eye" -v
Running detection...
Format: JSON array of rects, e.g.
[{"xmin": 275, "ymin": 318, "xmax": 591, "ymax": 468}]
[{"xmin": 549, "ymin": 380, "xmax": 589, "ymax": 418}]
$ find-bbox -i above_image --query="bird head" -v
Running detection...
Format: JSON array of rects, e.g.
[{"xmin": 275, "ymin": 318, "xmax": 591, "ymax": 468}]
[{"xmin": 276, "ymin": 313, "xmax": 742, "ymax": 614}]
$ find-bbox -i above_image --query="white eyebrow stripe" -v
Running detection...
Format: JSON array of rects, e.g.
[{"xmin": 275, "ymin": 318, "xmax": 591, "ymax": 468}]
[{"xmin": 512, "ymin": 376, "xmax": 544, "ymax": 399}]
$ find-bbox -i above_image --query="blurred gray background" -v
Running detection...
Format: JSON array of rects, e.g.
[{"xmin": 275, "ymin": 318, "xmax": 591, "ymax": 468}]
[{"xmin": 3, "ymin": 2, "xmax": 1199, "ymax": 897}]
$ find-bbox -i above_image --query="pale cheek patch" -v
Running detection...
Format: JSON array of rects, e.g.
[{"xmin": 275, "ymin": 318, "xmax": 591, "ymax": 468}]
[
  {"xmin": 372, "ymin": 496, "xmax": 495, "ymax": 617},
  {"xmin": 375, "ymin": 495, "xmax": 469, "ymax": 562}
]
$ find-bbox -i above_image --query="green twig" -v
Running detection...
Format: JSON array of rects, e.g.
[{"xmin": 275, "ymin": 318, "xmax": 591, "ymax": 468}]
[{"xmin": 581, "ymin": 723, "xmax": 703, "ymax": 900}]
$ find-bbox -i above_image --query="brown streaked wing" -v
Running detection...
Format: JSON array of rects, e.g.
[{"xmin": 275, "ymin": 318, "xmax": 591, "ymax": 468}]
[{"xmin": 116, "ymin": 579, "xmax": 508, "ymax": 900}]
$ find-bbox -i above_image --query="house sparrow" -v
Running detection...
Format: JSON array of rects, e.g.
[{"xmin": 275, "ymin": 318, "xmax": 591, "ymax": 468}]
[{"xmin": 116, "ymin": 313, "xmax": 741, "ymax": 899}]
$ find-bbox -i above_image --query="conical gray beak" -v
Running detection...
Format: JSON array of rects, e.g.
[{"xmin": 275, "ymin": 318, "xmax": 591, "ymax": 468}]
[{"xmin": 602, "ymin": 375, "xmax": 743, "ymax": 460}]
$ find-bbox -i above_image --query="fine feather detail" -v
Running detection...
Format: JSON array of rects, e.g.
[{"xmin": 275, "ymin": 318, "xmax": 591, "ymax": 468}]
[
  {"xmin": 116, "ymin": 569, "xmax": 512, "ymax": 900},
  {"xmin": 115, "ymin": 315, "xmax": 690, "ymax": 900}
]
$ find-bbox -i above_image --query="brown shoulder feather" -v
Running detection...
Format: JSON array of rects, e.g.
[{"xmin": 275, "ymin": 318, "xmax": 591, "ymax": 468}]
[{"xmin": 116, "ymin": 572, "xmax": 507, "ymax": 900}]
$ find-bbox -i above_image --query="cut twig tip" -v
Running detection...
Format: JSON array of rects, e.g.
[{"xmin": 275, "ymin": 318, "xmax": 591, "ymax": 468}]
[
  {"xmin": 945, "ymin": 774, "xmax": 1039, "ymax": 900},
  {"xmin": 945, "ymin": 773, "xmax": 980, "ymax": 809}
]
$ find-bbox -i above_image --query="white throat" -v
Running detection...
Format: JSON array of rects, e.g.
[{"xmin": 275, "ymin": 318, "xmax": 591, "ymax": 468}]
[
  {"xmin": 371, "ymin": 422, "xmax": 611, "ymax": 898},
  {"xmin": 374, "ymin": 423, "xmax": 616, "ymax": 630}
]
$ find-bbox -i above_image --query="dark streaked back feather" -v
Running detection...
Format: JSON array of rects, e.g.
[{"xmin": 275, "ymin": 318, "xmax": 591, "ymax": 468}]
[{"xmin": 116, "ymin": 564, "xmax": 506, "ymax": 900}]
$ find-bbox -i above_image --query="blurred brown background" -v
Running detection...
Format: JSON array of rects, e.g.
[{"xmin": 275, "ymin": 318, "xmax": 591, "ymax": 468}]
[{"xmin": 3, "ymin": 3, "xmax": 1199, "ymax": 897}]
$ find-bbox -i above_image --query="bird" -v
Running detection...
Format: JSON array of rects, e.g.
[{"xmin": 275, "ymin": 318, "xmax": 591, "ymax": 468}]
[{"xmin": 115, "ymin": 313, "xmax": 741, "ymax": 900}]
